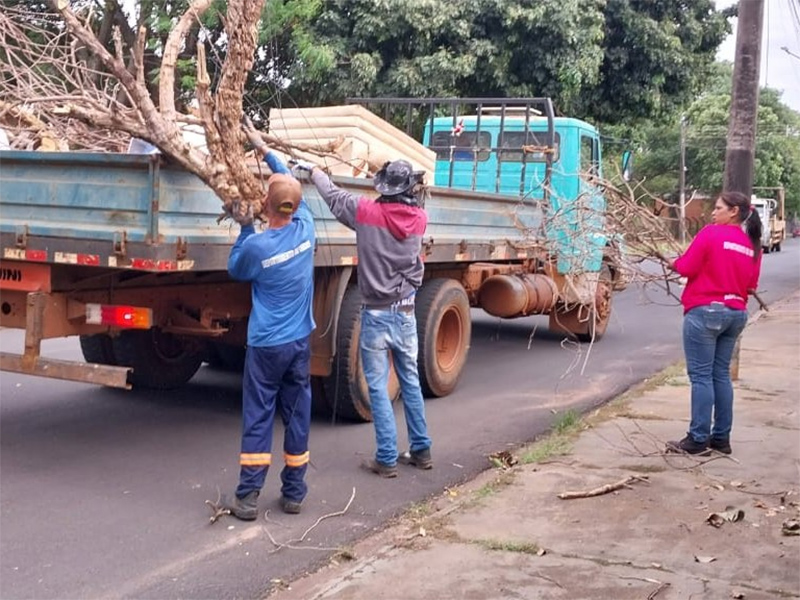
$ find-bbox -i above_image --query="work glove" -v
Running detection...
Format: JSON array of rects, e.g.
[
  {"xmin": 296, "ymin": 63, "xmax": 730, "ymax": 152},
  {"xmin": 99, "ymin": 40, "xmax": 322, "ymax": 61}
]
[
  {"xmin": 289, "ymin": 159, "xmax": 317, "ymax": 176},
  {"xmin": 229, "ymin": 199, "xmax": 254, "ymax": 227},
  {"xmin": 241, "ymin": 115, "xmax": 265, "ymax": 154}
]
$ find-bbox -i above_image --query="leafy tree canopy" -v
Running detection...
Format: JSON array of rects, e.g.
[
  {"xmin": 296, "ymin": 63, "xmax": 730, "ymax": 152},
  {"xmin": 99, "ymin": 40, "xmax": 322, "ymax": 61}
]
[
  {"xmin": 254, "ymin": 0, "xmax": 730, "ymax": 125},
  {"xmin": 626, "ymin": 62, "xmax": 800, "ymax": 216}
]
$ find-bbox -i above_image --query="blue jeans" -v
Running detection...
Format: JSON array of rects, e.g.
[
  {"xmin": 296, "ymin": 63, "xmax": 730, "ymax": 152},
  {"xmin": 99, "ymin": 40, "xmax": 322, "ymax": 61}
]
[
  {"xmin": 360, "ymin": 309, "xmax": 432, "ymax": 466},
  {"xmin": 683, "ymin": 304, "xmax": 748, "ymax": 443},
  {"xmin": 236, "ymin": 338, "xmax": 312, "ymax": 502}
]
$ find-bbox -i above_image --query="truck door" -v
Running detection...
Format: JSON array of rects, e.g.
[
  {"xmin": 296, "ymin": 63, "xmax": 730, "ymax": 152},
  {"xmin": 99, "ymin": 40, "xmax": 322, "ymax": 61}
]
[{"xmin": 569, "ymin": 132, "xmax": 604, "ymax": 273}]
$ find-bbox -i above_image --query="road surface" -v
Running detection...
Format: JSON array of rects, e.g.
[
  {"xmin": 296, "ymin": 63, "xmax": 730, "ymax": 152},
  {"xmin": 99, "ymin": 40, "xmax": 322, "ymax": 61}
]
[{"xmin": 1, "ymin": 239, "xmax": 798, "ymax": 599}]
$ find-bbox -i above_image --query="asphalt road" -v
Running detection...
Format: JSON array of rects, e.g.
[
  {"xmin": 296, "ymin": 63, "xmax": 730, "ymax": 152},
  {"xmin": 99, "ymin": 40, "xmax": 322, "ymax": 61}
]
[{"xmin": 1, "ymin": 239, "xmax": 798, "ymax": 600}]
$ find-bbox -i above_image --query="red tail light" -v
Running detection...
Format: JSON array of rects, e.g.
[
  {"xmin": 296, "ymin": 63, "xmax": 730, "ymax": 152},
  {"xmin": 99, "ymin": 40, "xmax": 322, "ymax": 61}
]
[{"xmin": 85, "ymin": 303, "xmax": 152, "ymax": 329}]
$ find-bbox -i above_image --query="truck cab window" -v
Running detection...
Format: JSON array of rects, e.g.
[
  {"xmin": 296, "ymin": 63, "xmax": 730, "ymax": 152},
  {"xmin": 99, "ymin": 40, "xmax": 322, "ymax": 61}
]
[
  {"xmin": 431, "ymin": 131, "xmax": 491, "ymax": 161},
  {"xmin": 580, "ymin": 134, "xmax": 598, "ymax": 175},
  {"xmin": 498, "ymin": 131, "xmax": 560, "ymax": 163}
]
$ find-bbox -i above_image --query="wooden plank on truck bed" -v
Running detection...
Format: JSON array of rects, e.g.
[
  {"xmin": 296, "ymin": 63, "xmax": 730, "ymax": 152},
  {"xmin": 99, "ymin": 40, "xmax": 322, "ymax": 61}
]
[{"xmin": 269, "ymin": 104, "xmax": 435, "ymax": 181}]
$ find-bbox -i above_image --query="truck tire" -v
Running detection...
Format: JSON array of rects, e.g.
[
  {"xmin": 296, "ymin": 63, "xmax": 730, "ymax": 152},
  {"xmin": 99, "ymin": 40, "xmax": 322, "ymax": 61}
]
[
  {"xmin": 549, "ymin": 265, "xmax": 613, "ymax": 343},
  {"xmin": 207, "ymin": 342, "xmax": 246, "ymax": 372},
  {"xmin": 323, "ymin": 285, "xmax": 400, "ymax": 422},
  {"xmin": 79, "ymin": 334, "xmax": 117, "ymax": 365},
  {"xmin": 415, "ymin": 279, "xmax": 472, "ymax": 397},
  {"xmin": 112, "ymin": 328, "xmax": 203, "ymax": 390}
]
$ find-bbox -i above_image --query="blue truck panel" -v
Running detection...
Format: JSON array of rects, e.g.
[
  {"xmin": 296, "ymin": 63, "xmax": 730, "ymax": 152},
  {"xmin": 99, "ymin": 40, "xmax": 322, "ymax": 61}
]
[{"xmin": 0, "ymin": 151, "xmax": 543, "ymax": 271}]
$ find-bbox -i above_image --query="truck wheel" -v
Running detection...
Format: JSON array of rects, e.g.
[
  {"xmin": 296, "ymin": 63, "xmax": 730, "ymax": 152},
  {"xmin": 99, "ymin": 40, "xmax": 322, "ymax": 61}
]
[
  {"xmin": 112, "ymin": 328, "xmax": 203, "ymax": 390},
  {"xmin": 415, "ymin": 279, "xmax": 471, "ymax": 397},
  {"xmin": 207, "ymin": 342, "xmax": 246, "ymax": 372},
  {"xmin": 323, "ymin": 285, "xmax": 400, "ymax": 422},
  {"xmin": 549, "ymin": 265, "xmax": 613, "ymax": 343},
  {"xmin": 79, "ymin": 334, "xmax": 117, "ymax": 365}
]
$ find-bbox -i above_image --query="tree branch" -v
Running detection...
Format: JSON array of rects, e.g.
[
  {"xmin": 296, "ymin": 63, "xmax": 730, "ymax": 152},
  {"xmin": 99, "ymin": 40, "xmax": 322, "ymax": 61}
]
[{"xmin": 159, "ymin": 0, "xmax": 213, "ymax": 120}]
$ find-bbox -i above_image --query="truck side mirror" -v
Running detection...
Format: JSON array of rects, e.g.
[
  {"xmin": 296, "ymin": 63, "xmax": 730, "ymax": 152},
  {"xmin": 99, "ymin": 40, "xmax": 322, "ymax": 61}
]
[{"xmin": 621, "ymin": 150, "xmax": 632, "ymax": 181}]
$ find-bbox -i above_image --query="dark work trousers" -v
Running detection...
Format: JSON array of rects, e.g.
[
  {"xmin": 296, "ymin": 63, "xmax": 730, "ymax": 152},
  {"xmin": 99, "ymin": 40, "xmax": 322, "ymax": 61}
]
[{"xmin": 236, "ymin": 337, "xmax": 312, "ymax": 503}]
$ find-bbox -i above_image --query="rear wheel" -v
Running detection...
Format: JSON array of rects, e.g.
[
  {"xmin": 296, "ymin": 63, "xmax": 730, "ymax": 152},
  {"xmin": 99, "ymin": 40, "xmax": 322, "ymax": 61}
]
[
  {"xmin": 112, "ymin": 328, "xmax": 204, "ymax": 389},
  {"xmin": 549, "ymin": 265, "xmax": 613, "ymax": 343},
  {"xmin": 79, "ymin": 334, "xmax": 117, "ymax": 365},
  {"xmin": 207, "ymin": 342, "xmax": 246, "ymax": 372},
  {"xmin": 322, "ymin": 285, "xmax": 400, "ymax": 422},
  {"xmin": 415, "ymin": 279, "xmax": 472, "ymax": 397}
]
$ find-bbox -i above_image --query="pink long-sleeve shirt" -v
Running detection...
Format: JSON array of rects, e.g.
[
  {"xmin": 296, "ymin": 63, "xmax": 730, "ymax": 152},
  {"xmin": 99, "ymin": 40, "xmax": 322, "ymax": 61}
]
[{"xmin": 673, "ymin": 224, "xmax": 761, "ymax": 314}]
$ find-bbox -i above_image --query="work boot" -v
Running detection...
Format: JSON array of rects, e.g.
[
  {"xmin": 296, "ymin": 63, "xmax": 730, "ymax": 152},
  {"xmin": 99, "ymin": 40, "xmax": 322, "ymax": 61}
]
[
  {"xmin": 398, "ymin": 447, "xmax": 433, "ymax": 470},
  {"xmin": 226, "ymin": 490, "xmax": 259, "ymax": 521},
  {"xmin": 361, "ymin": 458, "xmax": 398, "ymax": 478},
  {"xmin": 279, "ymin": 496, "xmax": 302, "ymax": 515},
  {"xmin": 709, "ymin": 438, "xmax": 732, "ymax": 455},
  {"xmin": 666, "ymin": 435, "xmax": 710, "ymax": 455}
]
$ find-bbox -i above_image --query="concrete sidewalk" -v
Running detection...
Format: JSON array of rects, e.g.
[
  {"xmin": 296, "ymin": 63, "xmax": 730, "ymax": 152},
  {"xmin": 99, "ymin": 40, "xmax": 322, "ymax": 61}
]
[{"xmin": 272, "ymin": 293, "xmax": 800, "ymax": 600}]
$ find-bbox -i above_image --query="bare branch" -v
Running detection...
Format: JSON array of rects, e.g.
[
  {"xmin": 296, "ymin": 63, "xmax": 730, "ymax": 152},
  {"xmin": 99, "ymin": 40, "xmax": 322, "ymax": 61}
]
[{"xmin": 159, "ymin": 0, "xmax": 213, "ymax": 120}]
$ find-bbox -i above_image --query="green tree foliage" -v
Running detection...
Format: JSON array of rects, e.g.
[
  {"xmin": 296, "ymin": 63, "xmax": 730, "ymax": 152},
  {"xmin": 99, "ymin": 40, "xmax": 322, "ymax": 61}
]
[
  {"xmin": 250, "ymin": 0, "xmax": 730, "ymax": 126},
  {"xmin": 630, "ymin": 63, "xmax": 800, "ymax": 216},
  {"xmin": 8, "ymin": 0, "xmax": 732, "ymax": 128},
  {"xmin": 577, "ymin": 0, "xmax": 732, "ymax": 124}
]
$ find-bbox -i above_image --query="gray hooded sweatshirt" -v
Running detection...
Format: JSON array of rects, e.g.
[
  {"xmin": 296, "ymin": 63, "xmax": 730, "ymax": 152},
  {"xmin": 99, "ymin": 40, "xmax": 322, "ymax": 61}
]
[{"xmin": 310, "ymin": 169, "xmax": 427, "ymax": 306}]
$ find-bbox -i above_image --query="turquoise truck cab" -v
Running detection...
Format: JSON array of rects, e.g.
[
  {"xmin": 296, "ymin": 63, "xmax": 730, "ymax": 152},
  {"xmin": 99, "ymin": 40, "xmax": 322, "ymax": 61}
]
[{"xmin": 422, "ymin": 109, "xmax": 606, "ymax": 274}]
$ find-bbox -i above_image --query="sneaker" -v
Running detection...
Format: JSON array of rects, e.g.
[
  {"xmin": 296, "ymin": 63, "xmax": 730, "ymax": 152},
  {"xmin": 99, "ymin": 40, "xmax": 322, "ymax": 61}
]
[
  {"xmin": 709, "ymin": 438, "xmax": 732, "ymax": 454},
  {"xmin": 398, "ymin": 448, "xmax": 433, "ymax": 470},
  {"xmin": 279, "ymin": 496, "xmax": 302, "ymax": 514},
  {"xmin": 666, "ymin": 435, "xmax": 710, "ymax": 455},
  {"xmin": 226, "ymin": 490, "xmax": 259, "ymax": 521},
  {"xmin": 361, "ymin": 458, "xmax": 398, "ymax": 478}
]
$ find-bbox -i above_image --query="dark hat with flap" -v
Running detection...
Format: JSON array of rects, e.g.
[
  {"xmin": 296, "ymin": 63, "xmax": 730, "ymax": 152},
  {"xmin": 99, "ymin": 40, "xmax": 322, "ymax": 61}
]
[{"xmin": 373, "ymin": 160, "xmax": 424, "ymax": 197}]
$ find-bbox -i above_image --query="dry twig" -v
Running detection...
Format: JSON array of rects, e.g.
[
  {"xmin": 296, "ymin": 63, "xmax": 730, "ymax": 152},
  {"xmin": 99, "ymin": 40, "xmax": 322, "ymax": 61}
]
[
  {"xmin": 264, "ymin": 487, "xmax": 356, "ymax": 554},
  {"xmin": 558, "ymin": 475, "xmax": 649, "ymax": 499},
  {"xmin": 205, "ymin": 487, "xmax": 231, "ymax": 524}
]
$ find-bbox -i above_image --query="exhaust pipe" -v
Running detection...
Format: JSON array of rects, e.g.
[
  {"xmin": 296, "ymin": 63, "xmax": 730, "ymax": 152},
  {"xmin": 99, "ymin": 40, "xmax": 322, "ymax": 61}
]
[{"xmin": 478, "ymin": 274, "xmax": 558, "ymax": 318}]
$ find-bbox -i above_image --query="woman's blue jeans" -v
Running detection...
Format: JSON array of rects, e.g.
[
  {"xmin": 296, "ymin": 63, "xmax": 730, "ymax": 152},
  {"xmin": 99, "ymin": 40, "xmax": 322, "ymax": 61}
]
[
  {"xmin": 683, "ymin": 304, "xmax": 748, "ymax": 443},
  {"xmin": 360, "ymin": 308, "xmax": 432, "ymax": 466}
]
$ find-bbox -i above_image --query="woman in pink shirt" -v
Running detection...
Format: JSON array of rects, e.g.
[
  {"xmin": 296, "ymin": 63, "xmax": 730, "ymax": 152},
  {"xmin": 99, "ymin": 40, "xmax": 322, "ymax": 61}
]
[{"xmin": 667, "ymin": 191, "xmax": 763, "ymax": 455}]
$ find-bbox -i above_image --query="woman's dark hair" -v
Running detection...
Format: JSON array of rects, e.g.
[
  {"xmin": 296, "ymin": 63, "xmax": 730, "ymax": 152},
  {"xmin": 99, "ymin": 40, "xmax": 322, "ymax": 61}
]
[{"xmin": 719, "ymin": 191, "xmax": 763, "ymax": 259}]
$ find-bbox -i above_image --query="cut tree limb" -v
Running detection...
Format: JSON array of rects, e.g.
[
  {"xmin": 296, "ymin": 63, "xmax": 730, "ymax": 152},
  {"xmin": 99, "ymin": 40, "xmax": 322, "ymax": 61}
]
[
  {"xmin": 557, "ymin": 475, "xmax": 649, "ymax": 500},
  {"xmin": 159, "ymin": 0, "xmax": 213, "ymax": 122}
]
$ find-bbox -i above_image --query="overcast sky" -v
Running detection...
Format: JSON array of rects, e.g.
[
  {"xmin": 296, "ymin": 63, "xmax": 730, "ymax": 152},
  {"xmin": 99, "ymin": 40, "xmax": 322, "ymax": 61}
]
[{"xmin": 716, "ymin": 0, "xmax": 800, "ymax": 112}]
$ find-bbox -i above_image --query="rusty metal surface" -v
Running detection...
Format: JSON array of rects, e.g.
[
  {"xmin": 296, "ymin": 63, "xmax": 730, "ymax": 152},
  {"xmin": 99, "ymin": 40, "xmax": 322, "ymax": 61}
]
[
  {"xmin": 310, "ymin": 267, "xmax": 353, "ymax": 378},
  {"xmin": 0, "ymin": 351, "xmax": 132, "ymax": 388},
  {"xmin": 478, "ymin": 273, "xmax": 557, "ymax": 318},
  {"xmin": 0, "ymin": 260, "xmax": 52, "ymax": 292}
]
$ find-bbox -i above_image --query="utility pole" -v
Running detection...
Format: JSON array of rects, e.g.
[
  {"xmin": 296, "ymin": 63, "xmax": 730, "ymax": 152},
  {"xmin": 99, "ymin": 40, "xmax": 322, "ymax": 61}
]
[
  {"xmin": 679, "ymin": 115, "xmax": 687, "ymax": 245},
  {"xmin": 723, "ymin": 0, "xmax": 765, "ymax": 196}
]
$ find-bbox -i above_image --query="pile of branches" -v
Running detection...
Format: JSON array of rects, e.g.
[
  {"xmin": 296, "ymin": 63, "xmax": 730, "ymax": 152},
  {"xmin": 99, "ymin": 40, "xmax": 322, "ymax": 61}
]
[
  {"xmin": 517, "ymin": 171, "xmax": 688, "ymax": 307},
  {"xmin": 1, "ymin": 1, "xmax": 274, "ymax": 223}
]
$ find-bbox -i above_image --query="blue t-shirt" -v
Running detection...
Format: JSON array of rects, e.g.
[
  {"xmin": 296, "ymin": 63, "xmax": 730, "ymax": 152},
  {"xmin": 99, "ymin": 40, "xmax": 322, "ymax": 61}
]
[{"xmin": 227, "ymin": 153, "xmax": 316, "ymax": 347}]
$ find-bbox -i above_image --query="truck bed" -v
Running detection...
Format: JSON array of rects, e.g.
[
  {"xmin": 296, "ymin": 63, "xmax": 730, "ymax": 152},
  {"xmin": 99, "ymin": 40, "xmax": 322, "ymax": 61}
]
[{"xmin": 0, "ymin": 151, "xmax": 544, "ymax": 272}]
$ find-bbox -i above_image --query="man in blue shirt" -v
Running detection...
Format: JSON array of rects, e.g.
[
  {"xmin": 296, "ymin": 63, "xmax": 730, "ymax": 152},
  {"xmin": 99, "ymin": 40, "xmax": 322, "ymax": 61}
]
[{"xmin": 224, "ymin": 126, "xmax": 316, "ymax": 519}]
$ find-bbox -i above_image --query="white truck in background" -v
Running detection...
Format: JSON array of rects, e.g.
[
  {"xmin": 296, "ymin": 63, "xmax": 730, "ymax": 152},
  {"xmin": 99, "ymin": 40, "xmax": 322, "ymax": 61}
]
[{"xmin": 751, "ymin": 186, "xmax": 786, "ymax": 254}]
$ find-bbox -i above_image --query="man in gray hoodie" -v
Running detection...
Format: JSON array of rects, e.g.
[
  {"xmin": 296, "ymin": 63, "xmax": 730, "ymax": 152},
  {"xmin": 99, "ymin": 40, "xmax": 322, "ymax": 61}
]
[{"xmin": 296, "ymin": 159, "xmax": 433, "ymax": 477}]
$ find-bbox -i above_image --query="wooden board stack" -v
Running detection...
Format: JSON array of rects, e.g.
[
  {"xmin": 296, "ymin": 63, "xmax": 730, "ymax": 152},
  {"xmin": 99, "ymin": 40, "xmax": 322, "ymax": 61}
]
[{"xmin": 267, "ymin": 104, "xmax": 435, "ymax": 183}]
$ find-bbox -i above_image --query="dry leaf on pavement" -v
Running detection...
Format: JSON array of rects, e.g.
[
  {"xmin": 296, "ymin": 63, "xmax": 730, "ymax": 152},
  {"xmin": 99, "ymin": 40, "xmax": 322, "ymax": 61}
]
[
  {"xmin": 781, "ymin": 520, "xmax": 800, "ymax": 536},
  {"xmin": 706, "ymin": 506, "xmax": 745, "ymax": 528}
]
